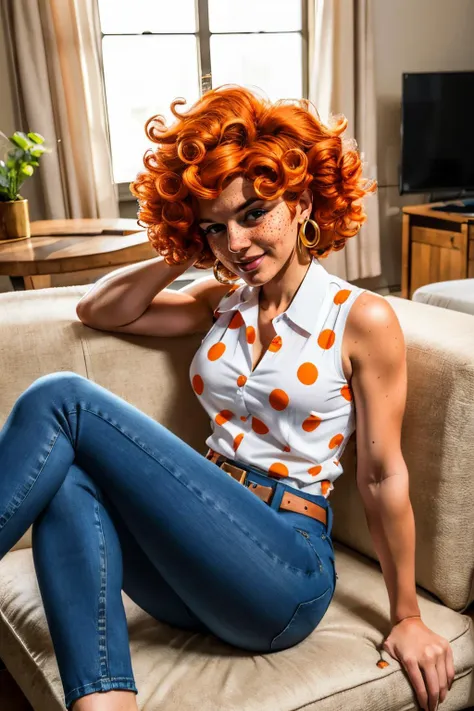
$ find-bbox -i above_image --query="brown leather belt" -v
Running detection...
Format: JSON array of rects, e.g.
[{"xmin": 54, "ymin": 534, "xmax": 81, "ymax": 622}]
[{"xmin": 206, "ymin": 451, "xmax": 327, "ymax": 527}]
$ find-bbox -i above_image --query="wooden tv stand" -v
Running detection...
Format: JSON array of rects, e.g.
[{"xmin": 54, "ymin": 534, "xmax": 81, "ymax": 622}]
[{"xmin": 401, "ymin": 202, "xmax": 474, "ymax": 298}]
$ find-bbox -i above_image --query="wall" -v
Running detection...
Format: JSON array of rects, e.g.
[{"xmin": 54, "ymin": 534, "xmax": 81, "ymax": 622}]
[{"xmin": 372, "ymin": 0, "xmax": 474, "ymax": 290}]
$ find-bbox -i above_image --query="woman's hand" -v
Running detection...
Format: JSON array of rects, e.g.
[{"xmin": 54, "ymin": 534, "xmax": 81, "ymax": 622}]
[{"xmin": 382, "ymin": 617, "xmax": 455, "ymax": 711}]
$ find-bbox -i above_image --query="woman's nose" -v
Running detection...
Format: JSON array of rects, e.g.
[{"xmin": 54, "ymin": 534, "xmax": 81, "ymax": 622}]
[{"xmin": 227, "ymin": 223, "xmax": 252, "ymax": 253}]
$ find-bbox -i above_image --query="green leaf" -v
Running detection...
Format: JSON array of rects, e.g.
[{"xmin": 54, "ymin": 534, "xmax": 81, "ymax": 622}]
[
  {"xmin": 0, "ymin": 173, "xmax": 9, "ymax": 188},
  {"xmin": 20, "ymin": 164, "xmax": 34, "ymax": 177},
  {"xmin": 9, "ymin": 132, "xmax": 32, "ymax": 151},
  {"xmin": 30, "ymin": 146, "xmax": 47, "ymax": 158},
  {"xmin": 27, "ymin": 132, "xmax": 45, "ymax": 144}
]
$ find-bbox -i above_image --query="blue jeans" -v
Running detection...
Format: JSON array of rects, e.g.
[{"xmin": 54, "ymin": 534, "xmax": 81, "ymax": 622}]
[{"xmin": 0, "ymin": 372, "xmax": 336, "ymax": 708}]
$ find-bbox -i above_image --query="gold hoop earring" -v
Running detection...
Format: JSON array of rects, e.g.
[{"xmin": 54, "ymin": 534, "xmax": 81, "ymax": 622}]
[
  {"xmin": 298, "ymin": 218, "xmax": 321, "ymax": 250},
  {"xmin": 213, "ymin": 259, "xmax": 237, "ymax": 285}
]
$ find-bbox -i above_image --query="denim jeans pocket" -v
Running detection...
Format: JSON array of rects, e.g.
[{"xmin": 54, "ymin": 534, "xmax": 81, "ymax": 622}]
[
  {"xmin": 294, "ymin": 527, "xmax": 326, "ymax": 572},
  {"xmin": 270, "ymin": 584, "xmax": 333, "ymax": 652}
]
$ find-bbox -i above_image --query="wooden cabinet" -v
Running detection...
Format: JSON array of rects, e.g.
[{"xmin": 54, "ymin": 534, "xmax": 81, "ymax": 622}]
[{"xmin": 401, "ymin": 203, "xmax": 474, "ymax": 298}]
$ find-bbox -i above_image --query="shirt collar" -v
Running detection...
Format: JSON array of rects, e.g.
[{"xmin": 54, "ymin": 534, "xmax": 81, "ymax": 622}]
[
  {"xmin": 217, "ymin": 259, "xmax": 330, "ymax": 336},
  {"xmin": 217, "ymin": 280, "xmax": 257, "ymax": 316},
  {"xmin": 284, "ymin": 259, "xmax": 330, "ymax": 335}
]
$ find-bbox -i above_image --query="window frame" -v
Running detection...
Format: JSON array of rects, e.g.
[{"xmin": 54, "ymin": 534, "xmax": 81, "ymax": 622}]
[{"xmin": 100, "ymin": 0, "xmax": 309, "ymax": 198}]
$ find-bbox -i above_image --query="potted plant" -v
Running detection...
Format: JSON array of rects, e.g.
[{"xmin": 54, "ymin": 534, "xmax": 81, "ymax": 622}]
[{"xmin": 0, "ymin": 131, "xmax": 49, "ymax": 242}]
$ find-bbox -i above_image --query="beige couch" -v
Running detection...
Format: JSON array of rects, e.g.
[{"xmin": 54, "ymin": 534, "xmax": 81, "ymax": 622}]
[{"xmin": 0, "ymin": 286, "xmax": 473, "ymax": 711}]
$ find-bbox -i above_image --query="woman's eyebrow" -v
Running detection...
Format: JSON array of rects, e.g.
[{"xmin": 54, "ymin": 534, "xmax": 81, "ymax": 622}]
[{"xmin": 198, "ymin": 197, "xmax": 261, "ymax": 224}]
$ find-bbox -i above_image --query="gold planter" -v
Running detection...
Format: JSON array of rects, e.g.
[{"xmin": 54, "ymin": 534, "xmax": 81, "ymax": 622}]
[{"xmin": 0, "ymin": 199, "xmax": 31, "ymax": 242}]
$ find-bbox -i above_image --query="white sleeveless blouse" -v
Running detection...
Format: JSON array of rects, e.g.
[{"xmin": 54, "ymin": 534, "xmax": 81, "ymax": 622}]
[{"xmin": 189, "ymin": 258, "xmax": 365, "ymax": 498}]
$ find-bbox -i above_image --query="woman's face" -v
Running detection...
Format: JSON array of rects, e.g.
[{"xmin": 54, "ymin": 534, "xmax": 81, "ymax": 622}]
[{"xmin": 197, "ymin": 176, "xmax": 312, "ymax": 285}]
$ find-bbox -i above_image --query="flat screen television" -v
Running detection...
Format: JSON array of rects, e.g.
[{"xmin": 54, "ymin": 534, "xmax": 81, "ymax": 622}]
[{"xmin": 400, "ymin": 71, "xmax": 474, "ymax": 195}]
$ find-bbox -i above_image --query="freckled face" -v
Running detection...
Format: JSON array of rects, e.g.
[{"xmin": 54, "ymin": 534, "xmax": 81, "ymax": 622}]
[{"xmin": 197, "ymin": 176, "xmax": 308, "ymax": 285}]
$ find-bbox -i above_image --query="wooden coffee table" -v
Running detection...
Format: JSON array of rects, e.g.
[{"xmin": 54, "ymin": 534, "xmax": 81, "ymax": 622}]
[{"xmin": 0, "ymin": 218, "xmax": 155, "ymax": 290}]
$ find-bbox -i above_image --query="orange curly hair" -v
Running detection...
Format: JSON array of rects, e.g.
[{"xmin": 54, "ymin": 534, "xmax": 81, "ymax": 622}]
[{"xmin": 130, "ymin": 85, "xmax": 376, "ymax": 278}]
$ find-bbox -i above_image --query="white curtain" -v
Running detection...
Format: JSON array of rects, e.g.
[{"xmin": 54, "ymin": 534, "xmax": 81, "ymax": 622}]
[
  {"xmin": 309, "ymin": 0, "xmax": 381, "ymax": 281},
  {"xmin": 1, "ymin": 0, "xmax": 118, "ymax": 219}
]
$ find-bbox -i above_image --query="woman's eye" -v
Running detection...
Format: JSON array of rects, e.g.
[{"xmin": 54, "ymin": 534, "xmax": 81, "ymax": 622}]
[
  {"xmin": 246, "ymin": 208, "xmax": 267, "ymax": 222},
  {"xmin": 202, "ymin": 208, "xmax": 267, "ymax": 237},
  {"xmin": 202, "ymin": 224, "xmax": 225, "ymax": 237}
]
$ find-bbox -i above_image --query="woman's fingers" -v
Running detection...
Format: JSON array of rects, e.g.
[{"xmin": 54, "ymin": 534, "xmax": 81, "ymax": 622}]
[
  {"xmin": 419, "ymin": 660, "xmax": 440, "ymax": 711},
  {"xmin": 435, "ymin": 652, "xmax": 448, "ymax": 704},
  {"xmin": 445, "ymin": 640, "xmax": 456, "ymax": 691},
  {"xmin": 402, "ymin": 657, "xmax": 430, "ymax": 711}
]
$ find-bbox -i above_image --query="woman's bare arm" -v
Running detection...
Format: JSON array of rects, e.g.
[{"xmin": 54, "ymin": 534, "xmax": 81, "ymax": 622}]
[
  {"xmin": 344, "ymin": 292, "xmax": 454, "ymax": 711},
  {"xmin": 76, "ymin": 252, "xmax": 231, "ymax": 337}
]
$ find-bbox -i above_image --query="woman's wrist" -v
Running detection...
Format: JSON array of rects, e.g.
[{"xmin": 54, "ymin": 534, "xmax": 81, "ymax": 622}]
[{"xmin": 392, "ymin": 614, "xmax": 422, "ymax": 627}]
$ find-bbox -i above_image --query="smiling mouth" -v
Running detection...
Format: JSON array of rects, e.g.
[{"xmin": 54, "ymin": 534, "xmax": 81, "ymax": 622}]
[
  {"xmin": 235, "ymin": 253, "xmax": 266, "ymax": 265},
  {"xmin": 234, "ymin": 253, "xmax": 266, "ymax": 272}
]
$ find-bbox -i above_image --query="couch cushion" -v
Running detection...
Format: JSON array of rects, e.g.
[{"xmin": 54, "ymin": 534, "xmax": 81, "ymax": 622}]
[
  {"xmin": 0, "ymin": 546, "xmax": 472, "ymax": 711},
  {"xmin": 331, "ymin": 296, "xmax": 474, "ymax": 612},
  {"xmin": 412, "ymin": 279, "xmax": 474, "ymax": 315}
]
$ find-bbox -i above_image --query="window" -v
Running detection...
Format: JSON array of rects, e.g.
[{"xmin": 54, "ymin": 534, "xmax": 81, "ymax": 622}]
[{"xmin": 98, "ymin": 0, "xmax": 307, "ymax": 187}]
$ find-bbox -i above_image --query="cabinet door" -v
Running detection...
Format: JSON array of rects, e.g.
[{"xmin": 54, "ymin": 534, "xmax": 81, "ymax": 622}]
[{"xmin": 410, "ymin": 227, "xmax": 467, "ymax": 297}]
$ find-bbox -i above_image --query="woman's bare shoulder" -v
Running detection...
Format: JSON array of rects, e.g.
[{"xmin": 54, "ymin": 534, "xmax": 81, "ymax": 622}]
[{"xmin": 345, "ymin": 291, "xmax": 405, "ymax": 367}]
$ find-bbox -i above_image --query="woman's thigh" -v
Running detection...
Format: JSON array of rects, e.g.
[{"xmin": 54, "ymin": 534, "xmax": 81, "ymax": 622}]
[{"xmin": 4, "ymin": 372, "xmax": 334, "ymax": 650}]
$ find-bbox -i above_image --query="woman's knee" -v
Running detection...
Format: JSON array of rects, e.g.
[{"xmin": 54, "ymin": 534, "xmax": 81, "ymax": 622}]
[
  {"xmin": 20, "ymin": 371, "xmax": 87, "ymax": 407},
  {"xmin": 31, "ymin": 370, "xmax": 86, "ymax": 393}
]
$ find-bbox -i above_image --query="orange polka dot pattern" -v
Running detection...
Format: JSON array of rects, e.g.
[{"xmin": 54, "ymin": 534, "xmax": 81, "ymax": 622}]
[
  {"xmin": 269, "ymin": 389, "xmax": 289, "ymax": 411},
  {"xmin": 215, "ymin": 410, "xmax": 233, "ymax": 426},
  {"xmin": 329, "ymin": 434, "xmax": 344, "ymax": 450},
  {"xmin": 208, "ymin": 342, "xmax": 226, "ymax": 361},
  {"xmin": 334, "ymin": 289, "xmax": 351, "ymax": 305},
  {"xmin": 192, "ymin": 374, "xmax": 204, "ymax": 395},
  {"xmin": 252, "ymin": 417, "xmax": 269, "ymax": 435},
  {"xmin": 269, "ymin": 335, "xmax": 282, "ymax": 352},
  {"xmin": 341, "ymin": 384, "xmax": 352, "ymax": 401},
  {"xmin": 269, "ymin": 462, "xmax": 289, "ymax": 477},
  {"xmin": 246, "ymin": 326, "xmax": 256, "ymax": 344},
  {"xmin": 233, "ymin": 433, "xmax": 244, "ymax": 451},
  {"xmin": 229, "ymin": 312, "xmax": 244, "ymax": 329},
  {"xmin": 189, "ymin": 260, "xmax": 363, "ymax": 499},
  {"xmin": 318, "ymin": 329, "xmax": 336, "ymax": 350},
  {"xmin": 302, "ymin": 414, "xmax": 322, "ymax": 432},
  {"xmin": 320, "ymin": 480, "xmax": 331, "ymax": 496},
  {"xmin": 297, "ymin": 362, "xmax": 318, "ymax": 385}
]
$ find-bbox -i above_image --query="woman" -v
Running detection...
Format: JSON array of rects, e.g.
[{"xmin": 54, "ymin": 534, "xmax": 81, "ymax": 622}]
[{"xmin": 0, "ymin": 86, "xmax": 452, "ymax": 711}]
